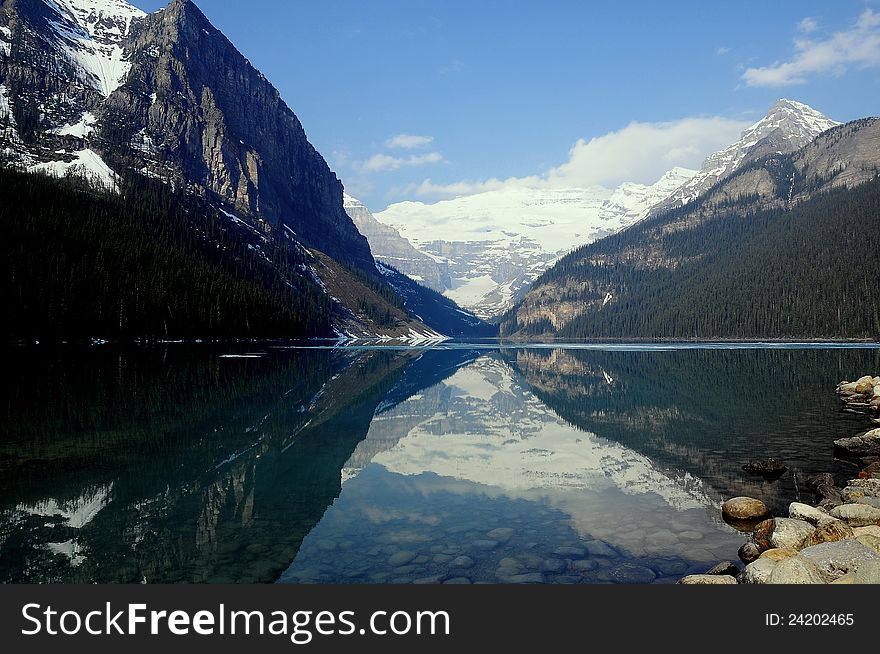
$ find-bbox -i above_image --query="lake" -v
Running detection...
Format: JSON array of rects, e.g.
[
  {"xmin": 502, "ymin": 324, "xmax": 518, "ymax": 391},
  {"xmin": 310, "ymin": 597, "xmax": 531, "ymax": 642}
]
[{"xmin": 1, "ymin": 343, "xmax": 877, "ymax": 584}]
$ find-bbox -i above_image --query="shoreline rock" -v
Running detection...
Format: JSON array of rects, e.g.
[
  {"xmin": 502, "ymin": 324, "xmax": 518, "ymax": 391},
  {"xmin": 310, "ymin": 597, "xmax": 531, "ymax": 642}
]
[{"xmin": 682, "ymin": 373, "xmax": 880, "ymax": 585}]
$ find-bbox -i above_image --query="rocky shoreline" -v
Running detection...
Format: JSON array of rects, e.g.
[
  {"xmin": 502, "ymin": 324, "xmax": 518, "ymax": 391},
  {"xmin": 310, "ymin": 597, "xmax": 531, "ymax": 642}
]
[{"xmin": 679, "ymin": 374, "xmax": 880, "ymax": 585}]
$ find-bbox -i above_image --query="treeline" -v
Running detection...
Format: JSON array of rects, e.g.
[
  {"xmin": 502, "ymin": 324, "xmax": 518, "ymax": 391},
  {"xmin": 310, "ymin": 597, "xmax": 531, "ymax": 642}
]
[
  {"xmin": 505, "ymin": 177, "xmax": 880, "ymax": 339},
  {"xmin": 2, "ymin": 167, "xmax": 336, "ymax": 341}
]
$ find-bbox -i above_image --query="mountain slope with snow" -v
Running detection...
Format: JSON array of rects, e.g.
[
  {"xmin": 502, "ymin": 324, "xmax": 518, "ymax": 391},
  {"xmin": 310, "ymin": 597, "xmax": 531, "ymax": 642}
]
[
  {"xmin": 650, "ymin": 99, "xmax": 839, "ymax": 215},
  {"xmin": 344, "ymin": 194, "xmax": 448, "ymax": 292},
  {"xmin": 1, "ymin": 0, "xmax": 451, "ymax": 342},
  {"xmin": 374, "ymin": 167, "xmax": 696, "ymax": 318}
]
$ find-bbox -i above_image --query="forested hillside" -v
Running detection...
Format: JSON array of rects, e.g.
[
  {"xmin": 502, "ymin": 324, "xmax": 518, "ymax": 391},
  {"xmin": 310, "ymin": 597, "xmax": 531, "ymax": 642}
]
[
  {"xmin": 3, "ymin": 167, "xmax": 335, "ymax": 341},
  {"xmin": 502, "ymin": 177, "xmax": 880, "ymax": 340}
]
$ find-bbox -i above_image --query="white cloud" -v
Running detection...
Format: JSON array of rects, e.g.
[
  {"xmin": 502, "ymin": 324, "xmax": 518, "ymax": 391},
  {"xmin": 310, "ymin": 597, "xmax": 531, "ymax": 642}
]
[
  {"xmin": 715, "ymin": 46, "xmax": 731, "ymax": 56},
  {"xmin": 404, "ymin": 116, "xmax": 749, "ymax": 199},
  {"xmin": 797, "ymin": 17, "xmax": 818, "ymax": 34},
  {"xmin": 743, "ymin": 9, "xmax": 880, "ymax": 87},
  {"xmin": 361, "ymin": 151, "xmax": 444, "ymax": 173},
  {"xmin": 385, "ymin": 134, "xmax": 434, "ymax": 149}
]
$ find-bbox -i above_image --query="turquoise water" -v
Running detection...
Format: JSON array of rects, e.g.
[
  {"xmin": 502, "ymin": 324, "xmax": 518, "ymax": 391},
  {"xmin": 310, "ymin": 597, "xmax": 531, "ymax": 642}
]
[{"xmin": 1, "ymin": 343, "xmax": 877, "ymax": 583}]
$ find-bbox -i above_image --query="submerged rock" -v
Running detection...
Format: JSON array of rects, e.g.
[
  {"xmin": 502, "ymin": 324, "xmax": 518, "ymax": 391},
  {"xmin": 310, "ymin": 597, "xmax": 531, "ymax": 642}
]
[
  {"xmin": 470, "ymin": 539, "xmax": 499, "ymax": 551},
  {"xmin": 499, "ymin": 572, "xmax": 544, "ymax": 584},
  {"xmin": 584, "ymin": 540, "xmax": 616, "ymax": 557},
  {"xmin": 540, "ymin": 558, "xmax": 566, "ymax": 574},
  {"xmin": 571, "ymin": 559, "xmax": 599, "ymax": 573},
  {"xmin": 552, "ymin": 546, "xmax": 586, "ymax": 559},
  {"xmin": 486, "ymin": 527, "xmax": 514, "ymax": 543},
  {"xmin": 807, "ymin": 473, "xmax": 836, "ymax": 489},
  {"xmin": 387, "ymin": 551, "xmax": 417, "ymax": 566},
  {"xmin": 722, "ymin": 496, "xmax": 770, "ymax": 522},
  {"xmin": 705, "ymin": 561, "xmax": 739, "ymax": 576},
  {"xmin": 609, "ymin": 563, "xmax": 656, "ymax": 584},
  {"xmin": 742, "ymin": 458, "xmax": 787, "ymax": 478},
  {"xmin": 449, "ymin": 556, "xmax": 474, "ymax": 569}
]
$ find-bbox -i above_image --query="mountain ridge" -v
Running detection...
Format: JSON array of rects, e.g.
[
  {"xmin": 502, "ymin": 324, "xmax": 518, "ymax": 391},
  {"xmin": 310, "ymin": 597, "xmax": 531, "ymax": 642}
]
[
  {"xmin": 500, "ymin": 117, "xmax": 880, "ymax": 340},
  {"xmin": 1, "ymin": 0, "xmax": 458, "ymax": 341},
  {"xmin": 371, "ymin": 167, "xmax": 697, "ymax": 319},
  {"xmin": 649, "ymin": 98, "xmax": 840, "ymax": 216}
]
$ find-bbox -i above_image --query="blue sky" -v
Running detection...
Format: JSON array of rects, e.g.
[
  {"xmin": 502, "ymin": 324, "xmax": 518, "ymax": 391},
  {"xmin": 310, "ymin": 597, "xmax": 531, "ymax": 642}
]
[{"xmin": 134, "ymin": 0, "xmax": 880, "ymax": 210}]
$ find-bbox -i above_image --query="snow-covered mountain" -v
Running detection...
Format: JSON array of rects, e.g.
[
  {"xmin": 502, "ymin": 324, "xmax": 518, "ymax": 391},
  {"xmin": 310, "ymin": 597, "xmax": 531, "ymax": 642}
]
[
  {"xmin": 650, "ymin": 99, "xmax": 840, "ymax": 214},
  {"xmin": 0, "ymin": 0, "xmax": 146, "ymax": 185},
  {"xmin": 44, "ymin": 0, "xmax": 146, "ymax": 97},
  {"xmin": 372, "ymin": 167, "xmax": 696, "ymax": 319},
  {"xmin": 343, "ymin": 193, "xmax": 448, "ymax": 292}
]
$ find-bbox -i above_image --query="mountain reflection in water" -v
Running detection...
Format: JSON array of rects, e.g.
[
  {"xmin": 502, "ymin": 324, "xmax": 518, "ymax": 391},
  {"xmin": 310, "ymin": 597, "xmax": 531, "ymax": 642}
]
[{"xmin": 1, "ymin": 344, "xmax": 877, "ymax": 583}]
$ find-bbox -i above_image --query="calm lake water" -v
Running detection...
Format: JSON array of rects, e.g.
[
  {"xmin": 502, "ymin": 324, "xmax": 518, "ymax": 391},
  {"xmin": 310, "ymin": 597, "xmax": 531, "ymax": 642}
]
[{"xmin": 1, "ymin": 343, "xmax": 877, "ymax": 584}]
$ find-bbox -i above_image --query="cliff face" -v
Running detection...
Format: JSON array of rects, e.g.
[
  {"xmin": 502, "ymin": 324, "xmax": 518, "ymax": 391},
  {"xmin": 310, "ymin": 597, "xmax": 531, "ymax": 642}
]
[
  {"xmin": 343, "ymin": 194, "xmax": 448, "ymax": 292},
  {"xmin": 1, "ymin": 0, "xmax": 374, "ymax": 273},
  {"xmin": 111, "ymin": 0, "xmax": 374, "ymax": 271}
]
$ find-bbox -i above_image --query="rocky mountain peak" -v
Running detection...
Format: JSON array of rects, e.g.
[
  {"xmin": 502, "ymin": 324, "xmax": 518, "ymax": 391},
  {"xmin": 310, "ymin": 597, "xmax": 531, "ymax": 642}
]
[
  {"xmin": 47, "ymin": 0, "xmax": 145, "ymax": 42},
  {"xmin": 1, "ymin": 0, "xmax": 377, "ymax": 273},
  {"xmin": 650, "ymin": 100, "xmax": 840, "ymax": 215}
]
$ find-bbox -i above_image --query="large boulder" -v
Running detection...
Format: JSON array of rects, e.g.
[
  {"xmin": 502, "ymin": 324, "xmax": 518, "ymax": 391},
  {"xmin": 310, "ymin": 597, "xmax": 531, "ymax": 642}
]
[
  {"xmin": 739, "ymin": 558, "xmax": 777, "ymax": 584},
  {"xmin": 765, "ymin": 556, "xmax": 826, "ymax": 584},
  {"xmin": 678, "ymin": 574, "xmax": 737, "ymax": 585},
  {"xmin": 834, "ymin": 428, "xmax": 880, "ymax": 458},
  {"xmin": 856, "ymin": 534, "xmax": 880, "ymax": 554},
  {"xmin": 829, "ymin": 503, "xmax": 880, "ymax": 527},
  {"xmin": 788, "ymin": 502, "xmax": 832, "ymax": 526},
  {"xmin": 722, "ymin": 497, "xmax": 770, "ymax": 522},
  {"xmin": 803, "ymin": 520, "xmax": 854, "ymax": 547},
  {"xmin": 798, "ymin": 539, "xmax": 880, "ymax": 582},
  {"xmin": 853, "ymin": 525, "xmax": 880, "ymax": 538},
  {"xmin": 829, "ymin": 560, "xmax": 880, "ymax": 584},
  {"xmin": 753, "ymin": 518, "xmax": 814, "ymax": 551}
]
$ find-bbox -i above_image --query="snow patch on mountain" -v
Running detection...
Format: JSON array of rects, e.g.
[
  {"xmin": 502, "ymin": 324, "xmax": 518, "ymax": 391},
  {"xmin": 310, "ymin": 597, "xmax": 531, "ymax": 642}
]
[
  {"xmin": 52, "ymin": 111, "xmax": 97, "ymax": 137},
  {"xmin": 29, "ymin": 148, "xmax": 118, "ymax": 190},
  {"xmin": 43, "ymin": 0, "xmax": 145, "ymax": 97},
  {"xmin": 0, "ymin": 24, "xmax": 11, "ymax": 56},
  {"xmin": 0, "ymin": 84, "xmax": 14, "ymax": 124}
]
